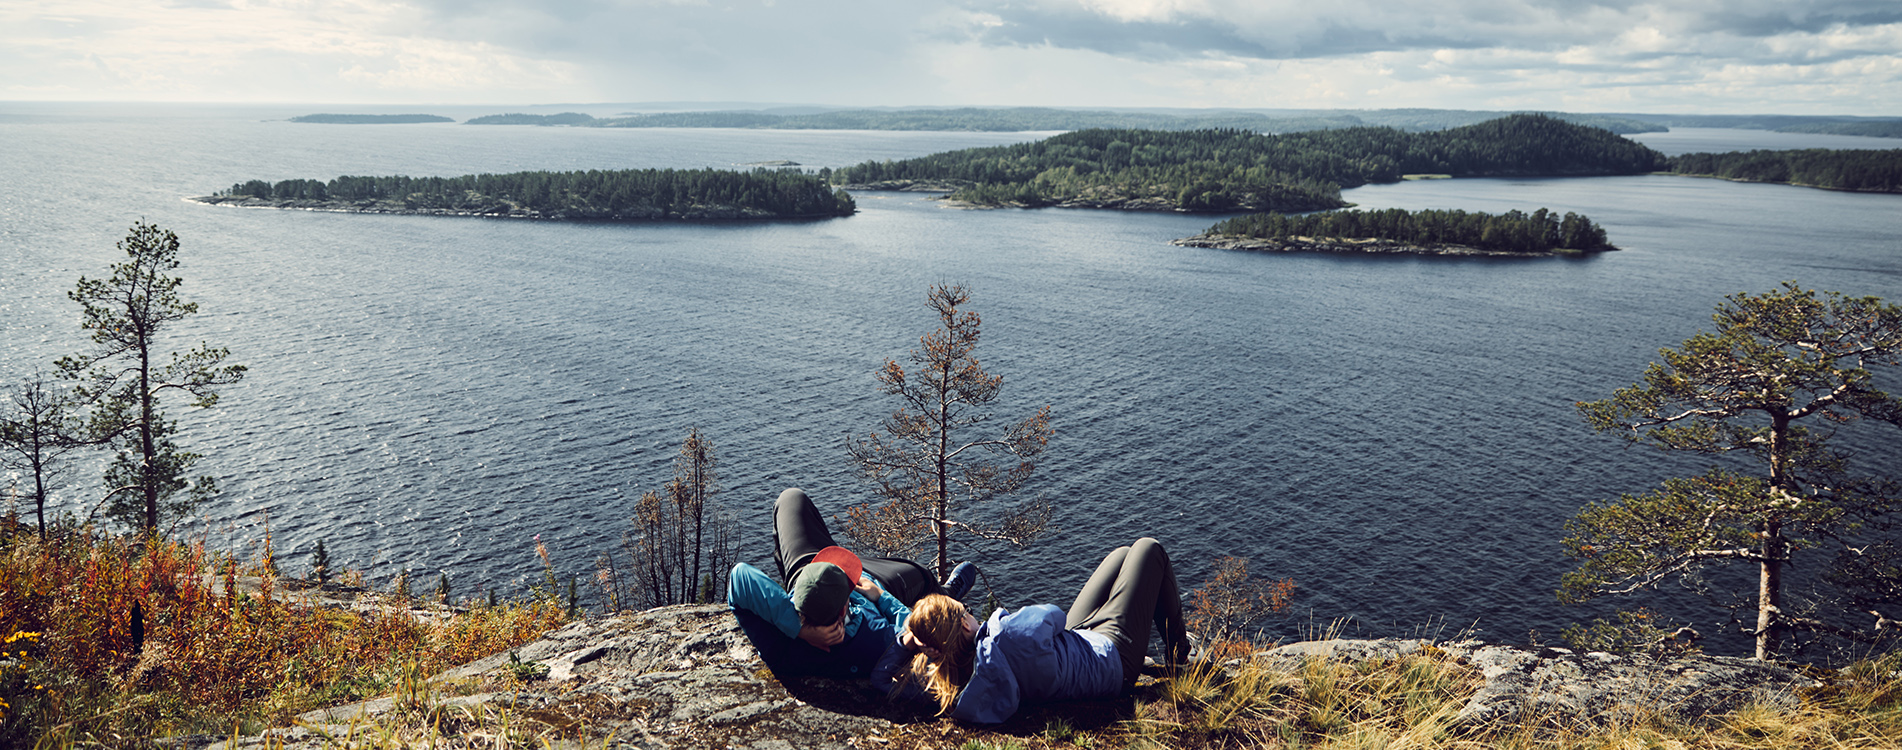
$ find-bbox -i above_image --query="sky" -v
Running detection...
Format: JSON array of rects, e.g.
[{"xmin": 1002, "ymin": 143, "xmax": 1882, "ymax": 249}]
[{"xmin": 3, "ymin": 0, "xmax": 1898, "ymax": 114}]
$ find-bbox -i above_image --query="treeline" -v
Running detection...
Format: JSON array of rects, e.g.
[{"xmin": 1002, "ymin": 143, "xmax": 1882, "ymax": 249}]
[
  {"xmin": 1666, "ymin": 149, "xmax": 1902, "ymax": 192},
  {"xmin": 831, "ymin": 115, "xmax": 1664, "ymax": 212},
  {"xmin": 1773, "ymin": 121, "xmax": 1902, "ymax": 139},
  {"xmin": 1206, "ymin": 207, "xmax": 1612, "ymax": 253},
  {"xmin": 465, "ymin": 112, "xmax": 597, "ymax": 126},
  {"xmin": 218, "ymin": 168, "xmax": 857, "ymax": 220},
  {"xmin": 562, "ymin": 107, "xmax": 1662, "ymax": 134}
]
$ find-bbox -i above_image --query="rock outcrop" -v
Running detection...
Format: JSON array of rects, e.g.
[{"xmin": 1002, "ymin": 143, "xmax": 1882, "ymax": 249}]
[
  {"xmin": 1257, "ymin": 638, "xmax": 1819, "ymax": 728},
  {"xmin": 208, "ymin": 604, "xmax": 1824, "ymax": 749}
]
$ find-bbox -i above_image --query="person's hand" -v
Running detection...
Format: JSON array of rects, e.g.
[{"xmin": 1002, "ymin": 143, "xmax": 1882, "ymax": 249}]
[
  {"xmin": 854, "ymin": 573, "xmax": 882, "ymax": 601},
  {"xmin": 900, "ymin": 628, "xmax": 943, "ymax": 661},
  {"xmin": 799, "ymin": 618, "xmax": 845, "ymax": 651}
]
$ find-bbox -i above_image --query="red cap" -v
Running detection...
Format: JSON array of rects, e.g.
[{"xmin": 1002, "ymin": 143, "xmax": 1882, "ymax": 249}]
[{"xmin": 812, "ymin": 546, "xmax": 863, "ymax": 583}]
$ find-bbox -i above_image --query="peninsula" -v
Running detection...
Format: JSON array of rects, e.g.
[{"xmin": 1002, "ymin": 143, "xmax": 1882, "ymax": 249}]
[
  {"xmin": 830, "ymin": 114, "xmax": 1665, "ymax": 214},
  {"xmin": 1665, "ymin": 148, "xmax": 1902, "ymax": 193},
  {"xmin": 193, "ymin": 168, "xmax": 857, "ymax": 221}
]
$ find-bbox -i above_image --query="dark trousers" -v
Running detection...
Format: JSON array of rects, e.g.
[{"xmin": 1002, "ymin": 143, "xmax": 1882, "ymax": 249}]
[
  {"xmin": 771, "ymin": 487, "xmax": 941, "ymax": 607},
  {"xmin": 1065, "ymin": 537, "xmax": 1189, "ymax": 685}
]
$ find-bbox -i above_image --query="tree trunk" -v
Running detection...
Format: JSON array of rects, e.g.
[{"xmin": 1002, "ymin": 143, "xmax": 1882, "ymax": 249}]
[
  {"xmin": 138, "ymin": 334, "xmax": 157, "ymax": 535},
  {"xmin": 1756, "ymin": 522, "xmax": 1784, "ymax": 660}
]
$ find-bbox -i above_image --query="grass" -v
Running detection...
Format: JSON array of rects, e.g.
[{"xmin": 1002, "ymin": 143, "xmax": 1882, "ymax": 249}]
[
  {"xmin": 870, "ymin": 635, "xmax": 1902, "ymax": 750},
  {"xmin": 8, "ymin": 528, "xmax": 1902, "ymax": 749},
  {"xmin": 0, "ymin": 527, "xmax": 571, "ymax": 746}
]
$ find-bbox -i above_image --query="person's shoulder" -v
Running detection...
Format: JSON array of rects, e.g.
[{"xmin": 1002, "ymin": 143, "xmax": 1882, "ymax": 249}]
[{"xmin": 993, "ymin": 604, "xmax": 1065, "ymax": 641}]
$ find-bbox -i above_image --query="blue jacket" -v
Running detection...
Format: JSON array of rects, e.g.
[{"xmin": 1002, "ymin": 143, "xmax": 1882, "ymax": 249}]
[
  {"xmin": 727, "ymin": 562, "xmax": 912, "ymax": 676},
  {"xmin": 948, "ymin": 605, "xmax": 1122, "ymax": 724}
]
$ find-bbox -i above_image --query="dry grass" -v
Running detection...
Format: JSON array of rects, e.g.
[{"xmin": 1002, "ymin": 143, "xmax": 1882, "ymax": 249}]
[{"xmin": 0, "ymin": 529, "xmax": 571, "ymax": 746}]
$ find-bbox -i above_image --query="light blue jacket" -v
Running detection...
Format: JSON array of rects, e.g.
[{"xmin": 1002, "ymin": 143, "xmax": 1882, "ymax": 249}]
[
  {"xmin": 948, "ymin": 604, "xmax": 1122, "ymax": 724},
  {"xmin": 726, "ymin": 562, "xmax": 911, "ymax": 640}
]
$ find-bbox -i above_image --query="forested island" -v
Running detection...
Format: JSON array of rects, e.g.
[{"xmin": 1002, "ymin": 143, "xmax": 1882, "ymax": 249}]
[
  {"xmin": 464, "ymin": 112, "xmax": 597, "ymax": 126},
  {"xmin": 829, "ymin": 114, "xmax": 1664, "ymax": 213},
  {"xmin": 1175, "ymin": 207, "xmax": 1615, "ymax": 256},
  {"xmin": 288, "ymin": 114, "xmax": 454, "ymax": 124},
  {"xmin": 1665, "ymin": 149, "xmax": 1902, "ymax": 192},
  {"xmin": 459, "ymin": 107, "xmax": 1661, "ymax": 134},
  {"xmin": 194, "ymin": 168, "xmax": 856, "ymax": 221}
]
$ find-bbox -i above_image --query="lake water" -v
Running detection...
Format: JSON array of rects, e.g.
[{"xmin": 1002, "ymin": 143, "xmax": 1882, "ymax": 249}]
[{"xmin": 2, "ymin": 105, "xmax": 1899, "ymax": 653}]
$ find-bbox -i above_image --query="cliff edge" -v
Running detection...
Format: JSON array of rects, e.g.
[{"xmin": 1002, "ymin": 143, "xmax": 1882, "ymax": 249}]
[{"xmin": 207, "ymin": 604, "xmax": 1820, "ymax": 749}]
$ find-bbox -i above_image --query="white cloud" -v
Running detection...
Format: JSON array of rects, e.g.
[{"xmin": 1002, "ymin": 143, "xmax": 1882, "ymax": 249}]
[{"xmin": 0, "ymin": 0, "xmax": 1895, "ymax": 112}]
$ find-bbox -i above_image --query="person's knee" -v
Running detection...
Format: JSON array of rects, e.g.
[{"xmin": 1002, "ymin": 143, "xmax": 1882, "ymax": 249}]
[
  {"xmin": 776, "ymin": 487, "xmax": 810, "ymax": 511},
  {"xmin": 1131, "ymin": 537, "xmax": 1167, "ymax": 560}
]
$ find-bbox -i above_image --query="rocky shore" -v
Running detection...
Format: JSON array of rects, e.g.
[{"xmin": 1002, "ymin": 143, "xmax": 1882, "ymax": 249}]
[
  {"xmin": 200, "ymin": 603, "xmax": 1822, "ymax": 750},
  {"xmin": 1173, "ymin": 233, "xmax": 1599, "ymax": 257},
  {"xmin": 190, "ymin": 194, "xmax": 839, "ymax": 221}
]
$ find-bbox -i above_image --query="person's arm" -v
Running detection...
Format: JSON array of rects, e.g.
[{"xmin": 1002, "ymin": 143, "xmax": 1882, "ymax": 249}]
[
  {"xmin": 863, "ymin": 574, "xmax": 913, "ymax": 631},
  {"xmin": 726, "ymin": 563, "xmax": 803, "ymax": 639},
  {"xmin": 949, "ymin": 631, "xmax": 1020, "ymax": 724},
  {"xmin": 871, "ymin": 640, "xmax": 927, "ymax": 701}
]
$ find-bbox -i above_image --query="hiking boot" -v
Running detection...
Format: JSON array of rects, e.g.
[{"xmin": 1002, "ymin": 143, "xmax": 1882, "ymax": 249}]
[{"xmin": 943, "ymin": 561, "xmax": 979, "ymax": 600}]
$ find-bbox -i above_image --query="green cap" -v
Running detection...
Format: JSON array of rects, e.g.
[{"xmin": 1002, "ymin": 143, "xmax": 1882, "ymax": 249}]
[{"xmin": 790, "ymin": 562, "xmax": 851, "ymax": 626}]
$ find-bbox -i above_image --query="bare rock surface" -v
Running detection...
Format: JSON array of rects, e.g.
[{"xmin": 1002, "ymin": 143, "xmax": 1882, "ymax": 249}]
[
  {"xmin": 1254, "ymin": 638, "xmax": 1821, "ymax": 727},
  {"xmin": 208, "ymin": 606, "xmax": 1824, "ymax": 748}
]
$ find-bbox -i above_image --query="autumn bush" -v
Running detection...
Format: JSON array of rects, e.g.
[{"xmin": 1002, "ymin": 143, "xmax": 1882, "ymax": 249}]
[{"xmin": 0, "ymin": 527, "xmax": 569, "ymax": 745}]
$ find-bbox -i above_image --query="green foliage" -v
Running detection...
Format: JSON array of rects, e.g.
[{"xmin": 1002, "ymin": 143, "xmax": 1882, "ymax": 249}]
[
  {"xmin": 1560, "ymin": 607, "xmax": 1702, "ymax": 658},
  {"xmin": 220, "ymin": 167, "xmax": 856, "ymax": 220},
  {"xmin": 1668, "ymin": 148, "xmax": 1902, "ymax": 192},
  {"xmin": 1207, "ymin": 206, "xmax": 1611, "ymax": 253},
  {"xmin": 576, "ymin": 106, "xmax": 1662, "ymax": 134},
  {"xmin": 0, "ymin": 374, "xmax": 85, "ymax": 540},
  {"xmin": 309, "ymin": 539, "xmax": 331, "ymax": 583},
  {"xmin": 833, "ymin": 114, "xmax": 1662, "ymax": 212},
  {"xmin": 55, "ymin": 221, "xmax": 246, "ymax": 535},
  {"xmin": 463, "ymin": 112, "xmax": 595, "ymax": 126},
  {"xmin": 1773, "ymin": 121, "xmax": 1902, "ymax": 139},
  {"xmin": 1564, "ymin": 284, "xmax": 1902, "ymax": 658}
]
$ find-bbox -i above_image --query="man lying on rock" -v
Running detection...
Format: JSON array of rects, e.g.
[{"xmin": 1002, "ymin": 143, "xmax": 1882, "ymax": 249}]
[{"xmin": 728, "ymin": 487, "xmax": 978, "ymax": 679}]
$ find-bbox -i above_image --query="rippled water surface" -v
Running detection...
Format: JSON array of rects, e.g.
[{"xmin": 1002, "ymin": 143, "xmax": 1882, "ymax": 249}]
[{"xmin": 3, "ymin": 106, "xmax": 1899, "ymax": 652}]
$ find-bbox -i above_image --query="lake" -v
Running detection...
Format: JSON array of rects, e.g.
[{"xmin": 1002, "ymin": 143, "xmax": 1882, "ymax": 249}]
[{"xmin": 2, "ymin": 104, "xmax": 1899, "ymax": 653}]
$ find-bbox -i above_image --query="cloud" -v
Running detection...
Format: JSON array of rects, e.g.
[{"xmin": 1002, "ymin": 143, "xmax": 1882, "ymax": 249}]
[
  {"xmin": 950, "ymin": 0, "xmax": 1902, "ymax": 60},
  {"xmin": 0, "ymin": 0, "xmax": 1895, "ymax": 112}
]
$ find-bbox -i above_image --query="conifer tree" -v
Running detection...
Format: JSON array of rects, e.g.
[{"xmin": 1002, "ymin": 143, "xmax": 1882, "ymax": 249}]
[
  {"xmin": 1561, "ymin": 284, "xmax": 1902, "ymax": 659},
  {"xmin": 0, "ymin": 372, "xmax": 86, "ymax": 540},
  {"xmin": 57, "ymin": 221, "xmax": 246, "ymax": 536}
]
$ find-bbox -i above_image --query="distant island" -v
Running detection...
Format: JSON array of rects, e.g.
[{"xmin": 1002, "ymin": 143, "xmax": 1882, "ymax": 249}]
[
  {"xmin": 457, "ymin": 106, "xmax": 1665, "ymax": 135},
  {"xmin": 1174, "ymin": 207, "xmax": 1616, "ymax": 256},
  {"xmin": 448, "ymin": 107, "xmax": 1902, "ymax": 139},
  {"xmin": 464, "ymin": 112, "xmax": 596, "ymax": 126},
  {"xmin": 829, "ymin": 115, "xmax": 1664, "ymax": 213},
  {"xmin": 1665, "ymin": 148, "xmax": 1902, "ymax": 192},
  {"xmin": 288, "ymin": 114, "xmax": 454, "ymax": 124},
  {"xmin": 193, "ymin": 168, "xmax": 856, "ymax": 221},
  {"xmin": 1606, "ymin": 113, "xmax": 1902, "ymax": 139}
]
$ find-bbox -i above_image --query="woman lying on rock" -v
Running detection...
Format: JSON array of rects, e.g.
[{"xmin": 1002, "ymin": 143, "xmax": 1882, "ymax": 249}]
[{"xmin": 878, "ymin": 537, "xmax": 1192, "ymax": 723}]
